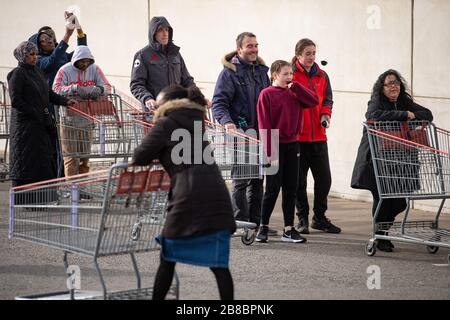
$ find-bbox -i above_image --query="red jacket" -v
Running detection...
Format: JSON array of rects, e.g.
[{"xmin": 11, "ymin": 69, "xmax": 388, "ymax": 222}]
[{"xmin": 293, "ymin": 61, "xmax": 333, "ymax": 142}]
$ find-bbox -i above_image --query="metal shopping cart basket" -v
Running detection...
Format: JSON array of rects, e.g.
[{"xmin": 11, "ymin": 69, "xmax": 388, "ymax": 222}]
[
  {"xmin": 132, "ymin": 119, "xmax": 262, "ymax": 245},
  {"xmin": 9, "ymin": 162, "xmax": 179, "ymax": 299},
  {"xmin": 364, "ymin": 121, "xmax": 450, "ymax": 264},
  {"xmin": 132, "ymin": 118, "xmax": 153, "ymax": 151},
  {"xmin": 205, "ymin": 121, "xmax": 263, "ymax": 245},
  {"xmin": 58, "ymin": 95, "xmax": 136, "ymax": 162}
]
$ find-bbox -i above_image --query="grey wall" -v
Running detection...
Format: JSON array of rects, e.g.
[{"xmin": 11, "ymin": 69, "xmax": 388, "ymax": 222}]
[{"xmin": 1, "ymin": 0, "xmax": 449, "ymax": 212}]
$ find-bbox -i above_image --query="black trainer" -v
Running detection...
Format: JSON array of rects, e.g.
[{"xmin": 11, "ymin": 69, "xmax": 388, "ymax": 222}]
[
  {"xmin": 79, "ymin": 191, "xmax": 92, "ymax": 200},
  {"xmin": 295, "ymin": 217, "xmax": 310, "ymax": 234},
  {"xmin": 387, "ymin": 240, "xmax": 395, "ymax": 248},
  {"xmin": 311, "ymin": 216, "xmax": 341, "ymax": 234},
  {"xmin": 376, "ymin": 239, "xmax": 393, "ymax": 252},
  {"xmin": 281, "ymin": 227, "xmax": 307, "ymax": 243},
  {"xmin": 256, "ymin": 226, "xmax": 269, "ymax": 243}
]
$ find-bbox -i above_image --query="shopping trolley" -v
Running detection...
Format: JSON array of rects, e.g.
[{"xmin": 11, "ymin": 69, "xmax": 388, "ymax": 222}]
[
  {"xmin": 111, "ymin": 87, "xmax": 145, "ymax": 114},
  {"xmin": 131, "ymin": 119, "xmax": 262, "ymax": 245},
  {"xmin": 0, "ymin": 81, "xmax": 10, "ymax": 181},
  {"xmin": 9, "ymin": 162, "xmax": 178, "ymax": 299},
  {"xmin": 58, "ymin": 95, "xmax": 136, "ymax": 162},
  {"xmin": 132, "ymin": 119, "xmax": 153, "ymax": 148},
  {"xmin": 205, "ymin": 121, "xmax": 263, "ymax": 245},
  {"xmin": 205, "ymin": 120, "xmax": 263, "ymax": 181},
  {"xmin": 364, "ymin": 120, "xmax": 450, "ymax": 264}
]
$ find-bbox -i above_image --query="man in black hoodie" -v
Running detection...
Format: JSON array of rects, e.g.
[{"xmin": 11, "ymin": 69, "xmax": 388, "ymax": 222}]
[{"xmin": 130, "ymin": 16, "xmax": 196, "ymax": 111}]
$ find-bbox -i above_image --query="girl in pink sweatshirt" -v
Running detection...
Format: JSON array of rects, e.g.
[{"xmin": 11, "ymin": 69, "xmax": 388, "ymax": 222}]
[{"xmin": 256, "ymin": 60, "xmax": 318, "ymax": 243}]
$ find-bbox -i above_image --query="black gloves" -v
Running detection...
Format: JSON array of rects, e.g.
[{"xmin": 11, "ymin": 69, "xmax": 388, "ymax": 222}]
[{"xmin": 77, "ymin": 85, "xmax": 104, "ymax": 100}]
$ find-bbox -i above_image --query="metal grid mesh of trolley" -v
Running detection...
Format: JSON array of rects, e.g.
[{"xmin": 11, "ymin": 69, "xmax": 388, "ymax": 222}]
[
  {"xmin": 364, "ymin": 120, "xmax": 450, "ymax": 261},
  {"xmin": 9, "ymin": 162, "xmax": 179, "ymax": 299},
  {"xmin": 58, "ymin": 94, "xmax": 137, "ymax": 160}
]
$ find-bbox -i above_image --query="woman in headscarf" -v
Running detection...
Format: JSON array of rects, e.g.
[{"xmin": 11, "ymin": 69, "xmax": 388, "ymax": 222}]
[{"xmin": 7, "ymin": 41, "xmax": 77, "ymax": 189}]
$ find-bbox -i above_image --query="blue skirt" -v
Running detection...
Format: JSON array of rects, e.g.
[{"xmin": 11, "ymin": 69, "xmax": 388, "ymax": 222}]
[{"xmin": 156, "ymin": 230, "xmax": 231, "ymax": 268}]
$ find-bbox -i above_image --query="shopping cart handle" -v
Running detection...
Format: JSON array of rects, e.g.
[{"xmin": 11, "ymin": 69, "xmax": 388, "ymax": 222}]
[{"xmin": 110, "ymin": 161, "xmax": 130, "ymax": 170}]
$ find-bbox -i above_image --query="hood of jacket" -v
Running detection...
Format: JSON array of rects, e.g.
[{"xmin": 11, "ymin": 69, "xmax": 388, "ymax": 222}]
[
  {"xmin": 29, "ymin": 31, "xmax": 61, "ymax": 55},
  {"xmin": 29, "ymin": 32, "xmax": 47, "ymax": 54},
  {"xmin": 71, "ymin": 45, "xmax": 95, "ymax": 67},
  {"xmin": 154, "ymin": 98, "xmax": 206, "ymax": 131},
  {"xmin": 28, "ymin": 33, "xmax": 40, "ymax": 50},
  {"xmin": 148, "ymin": 16, "xmax": 173, "ymax": 50},
  {"xmin": 221, "ymin": 51, "xmax": 266, "ymax": 73}
]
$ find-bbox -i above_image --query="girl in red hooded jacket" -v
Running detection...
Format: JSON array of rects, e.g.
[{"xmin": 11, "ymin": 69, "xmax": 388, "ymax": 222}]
[
  {"xmin": 256, "ymin": 60, "xmax": 318, "ymax": 243},
  {"xmin": 292, "ymin": 38, "xmax": 341, "ymax": 234}
]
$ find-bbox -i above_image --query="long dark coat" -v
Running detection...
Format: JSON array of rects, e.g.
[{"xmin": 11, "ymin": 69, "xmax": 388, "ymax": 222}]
[
  {"xmin": 7, "ymin": 63, "xmax": 68, "ymax": 182},
  {"xmin": 351, "ymin": 95, "xmax": 433, "ymax": 192},
  {"xmin": 132, "ymin": 98, "xmax": 236, "ymax": 238}
]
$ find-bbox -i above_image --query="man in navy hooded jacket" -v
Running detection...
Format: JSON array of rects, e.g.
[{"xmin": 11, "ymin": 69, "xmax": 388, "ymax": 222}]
[{"xmin": 130, "ymin": 16, "xmax": 195, "ymax": 111}]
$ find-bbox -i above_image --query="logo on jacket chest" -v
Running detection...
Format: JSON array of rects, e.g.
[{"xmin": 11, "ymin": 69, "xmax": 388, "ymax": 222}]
[
  {"xmin": 150, "ymin": 53, "xmax": 159, "ymax": 62},
  {"xmin": 69, "ymin": 80, "xmax": 95, "ymax": 87}
]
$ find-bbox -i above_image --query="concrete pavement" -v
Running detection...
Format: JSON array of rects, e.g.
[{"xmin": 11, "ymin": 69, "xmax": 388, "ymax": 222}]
[{"xmin": 0, "ymin": 181, "xmax": 449, "ymax": 300}]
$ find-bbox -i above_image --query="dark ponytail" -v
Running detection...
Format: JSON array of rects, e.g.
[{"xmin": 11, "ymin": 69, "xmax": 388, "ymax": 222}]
[
  {"xmin": 158, "ymin": 84, "xmax": 206, "ymax": 106},
  {"xmin": 187, "ymin": 85, "xmax": 207, "ymax": 106}
]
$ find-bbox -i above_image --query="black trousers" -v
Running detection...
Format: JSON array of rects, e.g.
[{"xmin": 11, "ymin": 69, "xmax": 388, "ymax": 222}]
[
  {"xmin": 261, "ymin": 142, "xmax": 299, "ymax": 227},
  {"xmin": 370, "ymin": 189, "xmax": 407, "ymax": 223},
  {"xmin": 296, "ymin": 141, "xmax": 332, "ymax": 220},
  {"xmin": 232, "ymin": 177, "xmax": 263, "ymax": 226}
]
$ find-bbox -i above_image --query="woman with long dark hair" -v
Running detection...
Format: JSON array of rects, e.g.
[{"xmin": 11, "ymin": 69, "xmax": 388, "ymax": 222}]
[{"xmin": 351, "ymin": 69, "xmax": 433, "ymax": 252}]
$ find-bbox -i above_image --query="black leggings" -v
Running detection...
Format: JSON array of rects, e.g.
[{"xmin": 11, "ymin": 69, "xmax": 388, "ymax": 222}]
[
  {"xmin": 261, "ymin": 142, "xmax": 299, "ymax": 227},
  {"xmin": 152, "ymin": 256, "xmax": 234, "ymax": 300},
  {"xmin": 370, "ymin": 189, "xmax": 407, "ymax": 223}
]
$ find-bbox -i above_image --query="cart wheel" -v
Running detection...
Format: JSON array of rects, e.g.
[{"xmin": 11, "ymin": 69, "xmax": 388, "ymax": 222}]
[
  {"xmin": 365, "ymin": 241, "xmax": 376, "ymax": 256},
  {"xmin": 426, "ymin": 245, "xmax": 439, "ymax": 254},
  {"xmin": 241, "ymin": 228, "xmax": 256, "ymax": 246},
  {"xmin": 131, "ymin": 222, "xmax": 142, "ymax": 241}
]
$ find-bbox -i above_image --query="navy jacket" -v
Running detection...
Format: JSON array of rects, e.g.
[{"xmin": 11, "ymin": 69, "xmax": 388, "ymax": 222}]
[
  {"xmin": 212, "ymin": 52, "xmax": 270, "ymax": 129},
  {"xmin": 29, "ymin": 31, "xmax": 87, "ymax": 88}
]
